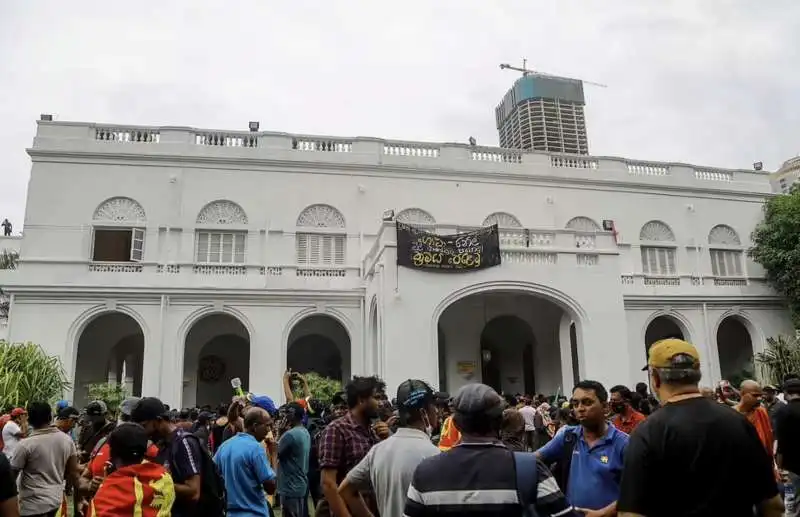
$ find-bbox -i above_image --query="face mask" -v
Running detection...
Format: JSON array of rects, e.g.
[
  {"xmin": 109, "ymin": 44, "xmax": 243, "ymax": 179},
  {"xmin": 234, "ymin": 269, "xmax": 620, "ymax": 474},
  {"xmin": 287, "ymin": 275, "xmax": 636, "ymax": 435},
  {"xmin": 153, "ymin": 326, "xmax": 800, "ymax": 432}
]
[{"xmin": 611, "ymin": 403, "xmax": 626, "ymax": 414}]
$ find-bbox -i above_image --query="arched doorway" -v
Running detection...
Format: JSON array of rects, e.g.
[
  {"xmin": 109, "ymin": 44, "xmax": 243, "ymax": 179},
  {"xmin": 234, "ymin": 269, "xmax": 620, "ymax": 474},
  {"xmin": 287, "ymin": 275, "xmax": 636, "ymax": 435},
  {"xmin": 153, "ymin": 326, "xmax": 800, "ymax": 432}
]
[
  {"xmin": 480, "ymin": 316, "xmax": 536, "ymax": 395},
  {"xmin": 287, "ymin": 314, "xmax": 351, "ymax": 382},
  {"xmin": 437, "ymin": 291, "xmax": 575, "ymax": 396},
  {"xmin": 644, "ymin": 315, "xmax": 685, "ymax": 351},
  {"xmin": 717, "ymin": 317, "xmax": 754, "ymax": 382},
  {"xmin": 368, "ymin": 298, "xmax": 379, "ymax": 374},
  {"xmin": 74, "ymin": 312, "xmax": 144, "ymax": 405},
  {"xmin": 184, "ymin": 313, "xmax": 250, "ymax": 408}
]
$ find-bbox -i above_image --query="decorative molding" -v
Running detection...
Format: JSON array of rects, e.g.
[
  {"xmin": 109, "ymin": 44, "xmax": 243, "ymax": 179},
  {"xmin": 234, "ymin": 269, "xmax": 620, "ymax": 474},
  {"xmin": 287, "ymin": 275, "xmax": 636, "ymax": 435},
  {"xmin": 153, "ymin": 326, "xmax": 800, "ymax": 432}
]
[
  {"xmin": 396, "ymin": 208, "xmax": 436, "ymax": 225},
  {"xmin": 565, "ymin": 216, "xmax": 601, "ymax": 232},
  {"xmin": 297, "ymin": 204, "xmax": 346, "ymax": 228},
  {"xmin": 639, "ymin": 220, "xmax": 675, "ymax": 242},
  {"xmin": 93, "ymin": 197, "xmax": 146, "ymax": 224},
  {"xmin": 482, "ymin": 212, "xmax": 522, "ymax": 228},
  {"xmin": 196, "ymin": 200, "xmax": 248, "ymax": 225},
  {"xmin": 708, "ymin": 224, "xmax": 741, "ymax": 246}
]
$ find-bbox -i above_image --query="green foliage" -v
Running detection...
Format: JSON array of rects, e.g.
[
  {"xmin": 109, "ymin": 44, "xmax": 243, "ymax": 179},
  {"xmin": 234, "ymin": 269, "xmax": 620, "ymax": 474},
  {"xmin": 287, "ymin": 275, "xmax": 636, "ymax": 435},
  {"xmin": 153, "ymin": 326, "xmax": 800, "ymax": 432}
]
[
  {"xmin": 291, "ymin": 372, "xmax": 342, "ymax": 405},
  {"xmin": 749, "ymin": 186, "xmax": 800, "ymax": 327},
  {"xmin": 755, "ymin": 335, "xmax": 800, "ymax": 385},
  {"xmin": 86, "ymin": 383, "xmax": 129, "ymax": 416},
  {"xmin": 0, "ymin": 341, "xmax": 70, "ymax": 409}
]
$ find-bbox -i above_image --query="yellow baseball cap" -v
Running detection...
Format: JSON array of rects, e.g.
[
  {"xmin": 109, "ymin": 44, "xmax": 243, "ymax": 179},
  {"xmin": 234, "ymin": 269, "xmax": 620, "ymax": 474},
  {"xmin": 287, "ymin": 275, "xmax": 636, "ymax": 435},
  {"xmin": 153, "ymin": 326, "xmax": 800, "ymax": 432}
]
[{"xmin": 643, "ymin": 338, "xmax": 700, "ymax": 370}]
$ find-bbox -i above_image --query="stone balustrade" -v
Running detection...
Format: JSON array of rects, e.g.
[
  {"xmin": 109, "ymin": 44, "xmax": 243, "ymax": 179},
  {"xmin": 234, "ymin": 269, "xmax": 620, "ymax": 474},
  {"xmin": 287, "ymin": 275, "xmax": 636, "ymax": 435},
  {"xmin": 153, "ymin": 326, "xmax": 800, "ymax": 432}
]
[{"xmin": 32, "ymin": 120, "xmax": 772, "ymax": 195}]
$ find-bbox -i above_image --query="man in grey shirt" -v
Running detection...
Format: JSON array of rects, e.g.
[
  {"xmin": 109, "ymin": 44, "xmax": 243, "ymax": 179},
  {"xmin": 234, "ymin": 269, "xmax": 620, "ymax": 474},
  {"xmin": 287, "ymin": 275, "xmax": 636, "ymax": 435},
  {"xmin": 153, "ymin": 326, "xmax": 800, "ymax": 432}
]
[
  {"xmin": 339, "ymin": 379, "xmax": 440, "ymax": 517},
  {"xmin": 11, "ymin": 402, "xmax": 80, "ymax": 517}
]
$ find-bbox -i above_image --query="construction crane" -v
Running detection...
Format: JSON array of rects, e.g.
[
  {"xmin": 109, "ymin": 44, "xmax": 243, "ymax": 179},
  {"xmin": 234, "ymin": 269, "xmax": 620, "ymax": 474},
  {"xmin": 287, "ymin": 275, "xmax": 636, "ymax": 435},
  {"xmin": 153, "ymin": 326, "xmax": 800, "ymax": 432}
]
[{"xmin": 499, "ymin": 59, "xmax": 607, "ymax": 88}]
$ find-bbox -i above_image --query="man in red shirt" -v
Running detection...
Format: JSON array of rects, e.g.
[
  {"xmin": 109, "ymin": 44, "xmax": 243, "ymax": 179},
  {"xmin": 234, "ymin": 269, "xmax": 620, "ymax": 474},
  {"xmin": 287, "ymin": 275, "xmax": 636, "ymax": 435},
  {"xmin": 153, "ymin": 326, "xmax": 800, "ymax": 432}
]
[{"xmin": 610, "ymin": 385, "xmax": 646, "ymax": 435}]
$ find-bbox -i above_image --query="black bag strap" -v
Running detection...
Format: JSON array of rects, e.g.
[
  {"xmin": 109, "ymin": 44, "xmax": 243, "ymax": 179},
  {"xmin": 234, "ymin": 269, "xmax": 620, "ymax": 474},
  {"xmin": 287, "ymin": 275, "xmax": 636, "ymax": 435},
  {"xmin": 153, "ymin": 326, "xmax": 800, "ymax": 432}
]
[
  {"xmin": 558, "ymin": 430, "xmax": 577, "ymax": 492},
  {"xmin": 513, "ymin": 451, "xmax": 539, "ymax": 516}
]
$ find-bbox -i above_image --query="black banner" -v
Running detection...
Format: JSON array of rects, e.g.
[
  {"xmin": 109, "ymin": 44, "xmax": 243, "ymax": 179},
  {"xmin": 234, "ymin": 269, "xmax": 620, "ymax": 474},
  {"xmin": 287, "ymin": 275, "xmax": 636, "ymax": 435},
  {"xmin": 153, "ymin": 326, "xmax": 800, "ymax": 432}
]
[{"xmin": 396, "ymin": 222, "xmax": 501, "ymax": 271}]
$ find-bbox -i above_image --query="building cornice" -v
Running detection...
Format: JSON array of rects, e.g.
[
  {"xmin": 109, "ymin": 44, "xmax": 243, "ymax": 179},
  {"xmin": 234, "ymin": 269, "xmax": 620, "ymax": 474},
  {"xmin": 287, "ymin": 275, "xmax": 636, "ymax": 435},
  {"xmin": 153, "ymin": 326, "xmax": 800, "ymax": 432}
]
[
  {"xmin": 27, "ymin": 148, "xmax": 773, "ymax": 203},
  {"xmin": 623, "ymin": 295, "xmax": 786, "ymax": 308}
]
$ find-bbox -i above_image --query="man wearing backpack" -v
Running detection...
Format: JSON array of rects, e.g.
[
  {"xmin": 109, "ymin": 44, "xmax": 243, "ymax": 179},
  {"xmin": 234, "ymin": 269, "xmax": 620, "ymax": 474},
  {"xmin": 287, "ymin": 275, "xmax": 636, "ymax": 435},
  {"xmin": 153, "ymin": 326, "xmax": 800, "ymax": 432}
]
[
  {"xmin": 404, "ymin": 383, "xmax": 578, "ymax": 517},
  {"xmin": 132, "ymin": 397, "xmax": 226, "ymax": 517}
]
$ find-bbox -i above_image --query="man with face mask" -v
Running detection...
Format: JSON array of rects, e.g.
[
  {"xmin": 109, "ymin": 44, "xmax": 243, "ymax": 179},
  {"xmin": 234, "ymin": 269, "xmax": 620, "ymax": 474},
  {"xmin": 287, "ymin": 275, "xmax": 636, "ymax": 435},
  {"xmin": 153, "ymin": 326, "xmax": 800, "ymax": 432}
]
[
  {"xmin": 77, "ymin": 401, "xmax": 115, "ymax": 465},
  {"xmin": 617, "ymin": 338, "xmax": 783, "ymax": 517},
  {"xmin": 339, "ymin": 379, "xmax": 440, "ymax": 517},
  {"xmin": 609, "ymin": 385, "xmax": 646, "ymax": 435}
]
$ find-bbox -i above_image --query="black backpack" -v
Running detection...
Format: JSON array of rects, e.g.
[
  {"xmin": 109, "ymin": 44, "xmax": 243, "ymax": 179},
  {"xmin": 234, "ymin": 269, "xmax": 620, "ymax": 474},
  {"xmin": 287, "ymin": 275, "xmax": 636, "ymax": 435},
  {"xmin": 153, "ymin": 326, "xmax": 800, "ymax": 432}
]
[{"xmin": 173, "ymin": 433, "xmax": 227, "ymax": 517}]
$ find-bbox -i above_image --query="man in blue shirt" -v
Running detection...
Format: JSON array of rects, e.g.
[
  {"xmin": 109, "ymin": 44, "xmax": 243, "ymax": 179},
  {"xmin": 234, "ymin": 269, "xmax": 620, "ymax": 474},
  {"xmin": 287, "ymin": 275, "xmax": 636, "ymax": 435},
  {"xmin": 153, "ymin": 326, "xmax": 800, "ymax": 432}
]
[
  {"xmin": 277, "ymin": 402, "xmax": 311, "ymax": 517},
  {"xmin": 536, "ymin": 380, "xmax": 628, "ymax": 517},
  {"xmin": 214, "ymin": 407, "xmax": 277, "ymax": 517}
]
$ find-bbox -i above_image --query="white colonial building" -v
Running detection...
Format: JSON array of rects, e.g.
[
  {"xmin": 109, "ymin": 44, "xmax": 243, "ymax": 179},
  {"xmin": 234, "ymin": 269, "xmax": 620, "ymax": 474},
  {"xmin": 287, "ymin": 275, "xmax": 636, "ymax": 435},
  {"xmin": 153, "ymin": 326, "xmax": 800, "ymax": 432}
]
[{"xmin": 0, "ymin": 119, "xmax": 792, "ymax": 407}]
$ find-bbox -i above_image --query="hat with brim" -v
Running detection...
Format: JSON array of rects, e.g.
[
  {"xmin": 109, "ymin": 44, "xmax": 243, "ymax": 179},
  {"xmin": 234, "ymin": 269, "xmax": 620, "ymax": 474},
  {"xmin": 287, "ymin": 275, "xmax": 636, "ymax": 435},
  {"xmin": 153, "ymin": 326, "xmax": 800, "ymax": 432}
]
[{"xmin": 643, "ymin": 338, "xmax": 700, "ymax": 371}]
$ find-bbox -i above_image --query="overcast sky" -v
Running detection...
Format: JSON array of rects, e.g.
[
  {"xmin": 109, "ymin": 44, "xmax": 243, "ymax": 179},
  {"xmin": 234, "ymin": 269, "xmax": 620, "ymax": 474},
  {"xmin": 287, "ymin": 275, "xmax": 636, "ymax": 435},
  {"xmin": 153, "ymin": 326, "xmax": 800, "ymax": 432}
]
[{"xmin": 1, "ymin": 1, "xmax": 799, "ymax": 230}]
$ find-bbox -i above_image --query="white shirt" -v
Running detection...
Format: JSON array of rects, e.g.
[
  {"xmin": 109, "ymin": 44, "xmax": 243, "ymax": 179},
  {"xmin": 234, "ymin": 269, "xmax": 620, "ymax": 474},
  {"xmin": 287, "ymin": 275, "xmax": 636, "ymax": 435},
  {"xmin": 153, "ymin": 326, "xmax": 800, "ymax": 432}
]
[
  {"xmin": 2, "ymin": 420, "xmax": 22, "ymax": 458},
  {"xmin": 519, "ymin": 405, "xmax": 537, "ymax": 431}
]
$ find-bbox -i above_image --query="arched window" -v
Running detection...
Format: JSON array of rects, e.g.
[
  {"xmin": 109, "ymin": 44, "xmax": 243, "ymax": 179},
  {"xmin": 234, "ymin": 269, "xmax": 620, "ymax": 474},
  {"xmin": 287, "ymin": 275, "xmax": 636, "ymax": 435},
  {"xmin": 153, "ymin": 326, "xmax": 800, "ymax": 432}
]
[
  {"xmin": 194, "ymin": 201, "xmax": 249, "ymax": 264},
  {"xmin": 708, "ymin": 224, "xmax": 743, "ymax": 277},
  {"xmin": 91, "ymin": 197, "xmax": 147, "ymax": 263},
  {"xmin": 639, "ymin": 220, "xmax": 676, "ymax": 276},
  {"xmin": 482, "ymin": 212, "xmax": 522, "ymax": 228},
  {"xmin": 296, "ymin": 204, "xmax": 346, "ymax": 266},
  {"xmin": 565, "ymin": 216, "xmax": 600, "ymax": 232},
  {"xmin": 396, "ymin": 208, "xmax": 436, "ymax": 226}
]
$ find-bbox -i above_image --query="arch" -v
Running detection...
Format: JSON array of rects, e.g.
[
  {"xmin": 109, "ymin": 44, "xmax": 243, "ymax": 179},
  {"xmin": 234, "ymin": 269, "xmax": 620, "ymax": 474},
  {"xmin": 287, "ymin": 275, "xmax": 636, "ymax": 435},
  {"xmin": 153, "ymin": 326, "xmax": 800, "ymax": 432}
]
[
  {"xmin": 565, "ymin": 216, "xmax": 600, "ymax": 232},
  {"xmin": 71, "ymin": 309, "xmax": 147, "ymax": 404},
  {"xmin": 183, "ymin": 312, "xmax": 251, "ymax": 407},
  {"xmin": 708, "ymin": 224, "xmax": 741, "ymax": 246},
  {"xmin": 368, "ymin": 296, "xmax": 379, "ymax": 374},
  {"xmin": 281, "ymin": 307, "xmax": 355, "ymax": 375},
  {"xmin": 196, "ymin": 200, "xmax": 248, "ymax": 225},
  {"xmin": 93, "ymin": 197, "xmax": 146, "ymax": 224},
  {"xmin": 639, "ymin": 220, "xmax": 675, "ymax": 242},
  {"xmin": 396, "ymin": 208, "xmax": 436, "ymax": 226},
  {"xmin": 479, "ymin": 315, "xmax": 536, "ymax": 394},
  {"xmin": 296, "ymin": 204, "xmax": 346, "ymax": 228},
  {"xmin": 716, "ymin": 315, "xmax": 755, "ymax": 382},
  {"xmin": 483, "ymin": 212, "xmax": 522, "ymax": 228},
  {"xmin": 177, "ymin": 305, "xmax": 257, "ymax": 348},
  {"xmin": 641, "ymin": 311, "xmax": 693, "ymax": 356},
  {"xmin": 286, "ymin": 313, "xmax": 352, "ymax": 382}
]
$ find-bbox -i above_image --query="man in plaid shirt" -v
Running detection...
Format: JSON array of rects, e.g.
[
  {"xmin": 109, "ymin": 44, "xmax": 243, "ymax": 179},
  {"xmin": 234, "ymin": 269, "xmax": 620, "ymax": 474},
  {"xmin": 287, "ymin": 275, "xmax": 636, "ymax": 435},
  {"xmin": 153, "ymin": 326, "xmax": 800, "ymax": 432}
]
[{"xmin": 316, "ymin": 376, "xmax": 390, "ymax": 517}]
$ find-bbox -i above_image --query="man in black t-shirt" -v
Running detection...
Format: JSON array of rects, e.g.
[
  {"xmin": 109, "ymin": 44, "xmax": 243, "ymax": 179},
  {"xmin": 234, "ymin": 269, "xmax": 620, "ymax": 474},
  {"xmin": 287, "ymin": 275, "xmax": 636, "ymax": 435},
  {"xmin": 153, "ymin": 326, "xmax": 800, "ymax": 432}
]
[
  {"xmin": 618, "ymin": 338, "xmax": 783, "ymax": 517},
  {"xmin": 776, "ymin": 379, "xmax": 800, "ymax": 517},
  {"xmin": 0, "ymin": 453, "xmax": 17, "ymax": 517}
]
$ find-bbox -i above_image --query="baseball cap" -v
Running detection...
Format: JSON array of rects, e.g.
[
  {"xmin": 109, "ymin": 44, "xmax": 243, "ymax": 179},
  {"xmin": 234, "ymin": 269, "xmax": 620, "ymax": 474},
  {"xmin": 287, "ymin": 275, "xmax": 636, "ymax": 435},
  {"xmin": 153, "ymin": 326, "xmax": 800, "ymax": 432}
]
[
  {"xmin": 452, "ymin": 383, "xmax": 504, "ymax": 415},
  {"xmin": 119, "ymin": 397, "xmax": 141, "ymax": 417},
  {"xmin": 55, "ymin": 400, "xmax": 69, "ymax": 411},
  {"xmin": 249, "ymin": 394, "xmax": 277, "ymax": 415},
  {"xmin": 643, "ymin": 338, "xmax": 700, "ymax": 371},
  {"xmin": 57, "ymin": 406, "xmax": 80, "ymax": 420},
  {"xmin": 85, "ymin": 400, "xmax": 108, "ymax": 417},
  {"xmin": 764, "ymin": 384, "xmax": 779, "ymax": 392},
  {"xmin": 130, "ymin": 397, "xmax": 169, "ymax": 423},
  {"xmin": 396, "ymin": 379, "xmax": 434, "ymax": 409},
  {"xmin": 784, "ymin": 379, "xmax": 800, "ymax": 396},
  {"xmin": 10, "ymin": 408, "xmax": 26, "ymax": 417}
]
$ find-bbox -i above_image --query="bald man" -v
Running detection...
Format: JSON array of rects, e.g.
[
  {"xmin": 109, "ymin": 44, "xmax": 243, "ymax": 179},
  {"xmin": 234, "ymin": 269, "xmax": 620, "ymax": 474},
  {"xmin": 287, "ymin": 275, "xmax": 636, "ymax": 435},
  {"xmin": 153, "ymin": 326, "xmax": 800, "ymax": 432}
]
[
  {"xmin": 214, "ymin": 407, "xmax": 277, "ymax": 517},
  {"xmin": 736, "ymin": 380, "xmax": 775, "ymax": 457}
]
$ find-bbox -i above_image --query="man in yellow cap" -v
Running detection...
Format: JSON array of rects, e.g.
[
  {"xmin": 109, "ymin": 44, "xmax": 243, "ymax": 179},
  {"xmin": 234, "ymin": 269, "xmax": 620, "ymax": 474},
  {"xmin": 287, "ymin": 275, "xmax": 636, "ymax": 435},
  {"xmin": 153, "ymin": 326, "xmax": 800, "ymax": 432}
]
[{"xmin": 617, "ymin": 338, "xmax": 784, "ymax": 517}]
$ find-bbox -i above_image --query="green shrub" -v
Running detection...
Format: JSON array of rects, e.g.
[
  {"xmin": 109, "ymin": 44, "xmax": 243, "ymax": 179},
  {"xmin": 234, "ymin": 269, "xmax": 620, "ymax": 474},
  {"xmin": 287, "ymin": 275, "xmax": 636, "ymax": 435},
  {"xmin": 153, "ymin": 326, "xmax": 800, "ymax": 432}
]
[{"xmin": 0, "ymin": 341, "xmax": 70, "ymax": 409}]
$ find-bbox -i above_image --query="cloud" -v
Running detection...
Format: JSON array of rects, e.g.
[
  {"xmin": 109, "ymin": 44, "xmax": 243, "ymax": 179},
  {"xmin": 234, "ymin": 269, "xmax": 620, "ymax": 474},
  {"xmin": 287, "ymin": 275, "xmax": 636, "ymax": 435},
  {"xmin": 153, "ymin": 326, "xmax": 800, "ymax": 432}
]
[{"xmin": 0, "ymin": 0, "xmax": 798, "ymax": 228}]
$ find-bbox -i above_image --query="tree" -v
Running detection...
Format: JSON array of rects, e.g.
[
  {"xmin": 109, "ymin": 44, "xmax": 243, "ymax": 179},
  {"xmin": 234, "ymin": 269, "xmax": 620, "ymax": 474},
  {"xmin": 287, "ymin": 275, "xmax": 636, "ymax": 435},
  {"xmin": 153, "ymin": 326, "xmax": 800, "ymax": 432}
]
[
  {"xmin": 0, "ymin": 341, "xmax": 71, "ymax": 409},
  {"xmin": 749, "ymin": 185, "xmax": 800, "ymax": 327},
  {"xmin": 291, "ymin": 372, "xmax": 342, "ymax": 405},
  {"xmin": 755, "ymin": 335, "xmax": 800, "ymax": 385},
  {"xmin": 86, "ymin": 382, "xmax": 129, "ymax": 417}
]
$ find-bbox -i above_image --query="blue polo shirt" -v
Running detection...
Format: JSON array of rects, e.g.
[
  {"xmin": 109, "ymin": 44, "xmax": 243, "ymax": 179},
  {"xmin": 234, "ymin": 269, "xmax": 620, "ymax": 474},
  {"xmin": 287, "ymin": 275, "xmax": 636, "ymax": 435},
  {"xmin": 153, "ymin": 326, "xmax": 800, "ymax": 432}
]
[
  {"xmin": 214, "ymin": 433, "xmax": 276, "ymax": 517},
  {"xmin": 537, "ymin": 423, "xmax": 628, "ymax": 510}
]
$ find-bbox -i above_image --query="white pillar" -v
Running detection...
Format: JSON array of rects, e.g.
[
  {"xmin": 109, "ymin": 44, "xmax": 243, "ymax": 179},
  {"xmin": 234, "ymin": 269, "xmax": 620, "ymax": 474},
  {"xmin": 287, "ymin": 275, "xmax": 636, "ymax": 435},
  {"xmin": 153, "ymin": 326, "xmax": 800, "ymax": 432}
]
[
  {"xmin": 123, "ymin": 354, "xmax": 135, "ymax": 395},
  {"xmin": 107, "ymin": 356, "xmax": 118, "ymax": 385}
]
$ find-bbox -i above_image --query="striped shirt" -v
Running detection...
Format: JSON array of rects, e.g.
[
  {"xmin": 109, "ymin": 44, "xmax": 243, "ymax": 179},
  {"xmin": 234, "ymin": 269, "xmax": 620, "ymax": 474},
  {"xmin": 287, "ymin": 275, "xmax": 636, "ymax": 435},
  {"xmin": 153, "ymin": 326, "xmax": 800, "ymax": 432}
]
[{"xmin": 404, "ymin": 439, "xmax": 578, "ymax": 517}]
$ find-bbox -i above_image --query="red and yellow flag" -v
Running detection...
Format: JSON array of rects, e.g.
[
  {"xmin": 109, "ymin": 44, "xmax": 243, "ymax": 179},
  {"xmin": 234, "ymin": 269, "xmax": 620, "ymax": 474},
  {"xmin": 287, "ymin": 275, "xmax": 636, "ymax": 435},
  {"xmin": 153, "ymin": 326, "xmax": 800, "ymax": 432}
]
[
  {"xmin": 88, "ymin": 461, "xmax": 175, "ymax": 517},
  {"xmin": 438, "ymin": 415, "xmax": 461, "ymax": 452}
]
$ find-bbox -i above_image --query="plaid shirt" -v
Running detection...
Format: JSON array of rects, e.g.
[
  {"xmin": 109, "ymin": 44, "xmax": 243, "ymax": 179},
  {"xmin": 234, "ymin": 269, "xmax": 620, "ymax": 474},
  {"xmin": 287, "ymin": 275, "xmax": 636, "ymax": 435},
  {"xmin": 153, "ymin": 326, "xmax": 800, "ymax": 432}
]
[{"xmin": 318, "ymin": 412, "xmax": 378, "ymax": 483}]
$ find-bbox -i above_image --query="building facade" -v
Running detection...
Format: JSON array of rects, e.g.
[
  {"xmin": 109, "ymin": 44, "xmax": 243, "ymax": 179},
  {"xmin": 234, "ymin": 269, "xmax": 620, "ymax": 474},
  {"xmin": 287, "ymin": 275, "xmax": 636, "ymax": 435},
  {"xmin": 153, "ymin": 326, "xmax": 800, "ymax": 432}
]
[
  {"xmin": 0, "ymin": 119, "xmax": 792, "ymax": 408},
  {"xmin": 771, "ymin": 157, "xmax": 800, "ymax": 193},
  {"xmin": 495, "ymin": 75, "xmax": 589, "ymax": 154}
]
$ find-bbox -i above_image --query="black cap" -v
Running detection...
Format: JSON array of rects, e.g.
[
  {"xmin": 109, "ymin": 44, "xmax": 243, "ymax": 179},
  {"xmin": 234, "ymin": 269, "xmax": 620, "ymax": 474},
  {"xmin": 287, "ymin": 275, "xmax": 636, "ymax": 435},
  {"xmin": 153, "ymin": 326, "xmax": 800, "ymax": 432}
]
[
  {"xmin": 57, "ymin": 406, "xmax": 80, "ymax": 420},
  {"xmin": 130, "ymin": 397, "xmax": 169, "ymax": 424},
  {"xmin": 331, "ymin": 391, "xmax": 346, "ymax": 406},
  {"xmin": 85, "ymin": 400, "xmax": 108, "ymax": 417},
  {"xmin": 784, "ymin": 379, "xmax": 800, "ymax": 396},
  {"xmin": 396, "ymin": 379, "xmax": 434, "ymax": 409}
]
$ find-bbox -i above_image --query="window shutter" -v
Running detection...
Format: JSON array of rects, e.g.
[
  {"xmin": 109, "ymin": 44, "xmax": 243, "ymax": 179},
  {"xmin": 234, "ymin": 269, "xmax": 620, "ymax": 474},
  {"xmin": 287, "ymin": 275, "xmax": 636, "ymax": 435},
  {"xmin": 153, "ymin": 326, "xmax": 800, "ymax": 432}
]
[
  {"xmin": 334, "ymin": 235, "xmax": 346, "ymax": 265},
  {"xmin": 196, "ymin": 232, "xmax": 209, "ymax": 263},
  {"xmin": 221, "ymin": 233, "xmax": 234, "ymax": 263},
  {"xmin": 309, "ymin": 234, "xmax": 321, "ymax": 264},
  {"xmin": 665, "ymin": 249, "xmax": 676, "ymax": 275},
  {"xmin": 234, "ymin": 233, "xmax": 246, "ymax": 264},
  {"xmin": 297, "ymin": 233, "xmax": 309, "ymax": 265},
  {"xmin": 130, "ymin": 228, "xmax": 145, "ymax": 262}
]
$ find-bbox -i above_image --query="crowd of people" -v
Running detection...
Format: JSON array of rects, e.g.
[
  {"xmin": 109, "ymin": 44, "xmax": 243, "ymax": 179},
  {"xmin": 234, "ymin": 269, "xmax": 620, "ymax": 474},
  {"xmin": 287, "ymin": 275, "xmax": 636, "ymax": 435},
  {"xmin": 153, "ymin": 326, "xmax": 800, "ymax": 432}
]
[{"xmin": 0, "ymin": 338, "xmax": 799, "ymax": 516}]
